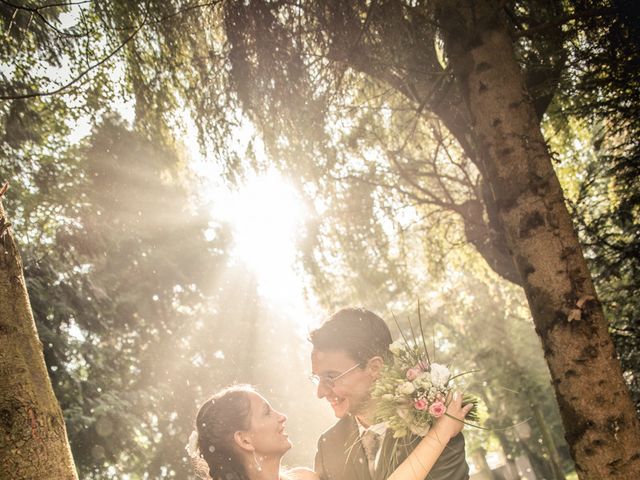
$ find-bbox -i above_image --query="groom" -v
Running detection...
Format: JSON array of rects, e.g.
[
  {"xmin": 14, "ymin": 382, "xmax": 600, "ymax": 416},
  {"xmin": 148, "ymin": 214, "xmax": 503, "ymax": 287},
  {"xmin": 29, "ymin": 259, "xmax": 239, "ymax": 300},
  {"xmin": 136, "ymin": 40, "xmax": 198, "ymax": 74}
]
[{"xmin": 309, "ymin": 307, "xmax": 469, "ymax": 480}]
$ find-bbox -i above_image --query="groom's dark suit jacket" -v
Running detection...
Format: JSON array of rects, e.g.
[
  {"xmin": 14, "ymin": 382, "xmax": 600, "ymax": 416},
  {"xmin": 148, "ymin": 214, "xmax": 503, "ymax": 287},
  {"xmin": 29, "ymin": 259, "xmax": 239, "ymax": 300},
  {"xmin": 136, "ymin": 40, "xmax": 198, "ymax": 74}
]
[{"xmin": 314, "ymin": 415, "xmax": 469, "ymax": 480}]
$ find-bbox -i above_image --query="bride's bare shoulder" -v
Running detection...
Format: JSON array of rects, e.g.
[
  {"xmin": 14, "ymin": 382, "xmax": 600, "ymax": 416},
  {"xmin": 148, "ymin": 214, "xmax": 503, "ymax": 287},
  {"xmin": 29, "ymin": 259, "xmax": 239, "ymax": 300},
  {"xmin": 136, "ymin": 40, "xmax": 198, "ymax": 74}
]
[{"xmin": 285, "ymin": 467, "xmax": 319, "ymax": 480}]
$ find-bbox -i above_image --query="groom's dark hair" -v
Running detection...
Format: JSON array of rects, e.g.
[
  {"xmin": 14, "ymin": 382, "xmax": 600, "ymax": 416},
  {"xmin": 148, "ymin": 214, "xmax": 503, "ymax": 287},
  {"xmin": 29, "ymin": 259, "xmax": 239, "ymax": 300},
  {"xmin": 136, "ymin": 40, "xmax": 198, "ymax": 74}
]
[{"xmin": 309, "ymin": 307, "xmax": 393, "ymax": 364}]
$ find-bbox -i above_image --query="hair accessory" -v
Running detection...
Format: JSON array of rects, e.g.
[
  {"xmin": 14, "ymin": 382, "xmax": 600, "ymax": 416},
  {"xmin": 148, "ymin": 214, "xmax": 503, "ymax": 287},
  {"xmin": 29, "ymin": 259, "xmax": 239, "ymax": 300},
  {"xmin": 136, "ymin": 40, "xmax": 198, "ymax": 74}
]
[{"xmin": 185, "ymin": 430, "xmax": 199, "ymax": 458}]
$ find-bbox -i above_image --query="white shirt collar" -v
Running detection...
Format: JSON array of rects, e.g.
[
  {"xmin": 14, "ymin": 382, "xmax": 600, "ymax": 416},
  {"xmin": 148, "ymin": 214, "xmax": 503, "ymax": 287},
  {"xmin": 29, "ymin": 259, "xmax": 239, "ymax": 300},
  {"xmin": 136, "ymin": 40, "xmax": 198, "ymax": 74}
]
[{"xmin": 355, "ymin": 417, "xmax": 388, "ymax": 437}]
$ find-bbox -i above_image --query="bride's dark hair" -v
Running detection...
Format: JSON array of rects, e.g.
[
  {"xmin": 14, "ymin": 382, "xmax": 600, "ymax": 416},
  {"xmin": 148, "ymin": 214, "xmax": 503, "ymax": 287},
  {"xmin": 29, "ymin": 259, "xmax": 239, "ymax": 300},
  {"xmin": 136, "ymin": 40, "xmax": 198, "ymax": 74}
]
[{"xmin": 193, "ymin": 385, "xmax": 255, "ymax": 480}]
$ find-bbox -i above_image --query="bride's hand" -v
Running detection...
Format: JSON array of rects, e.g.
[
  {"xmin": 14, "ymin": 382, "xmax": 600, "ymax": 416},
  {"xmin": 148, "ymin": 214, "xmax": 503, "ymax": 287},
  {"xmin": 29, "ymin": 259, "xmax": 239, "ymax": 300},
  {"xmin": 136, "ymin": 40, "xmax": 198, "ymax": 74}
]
[{"xmin": 432, "ymin": 391, "xmax": 473, "ymax": 441}]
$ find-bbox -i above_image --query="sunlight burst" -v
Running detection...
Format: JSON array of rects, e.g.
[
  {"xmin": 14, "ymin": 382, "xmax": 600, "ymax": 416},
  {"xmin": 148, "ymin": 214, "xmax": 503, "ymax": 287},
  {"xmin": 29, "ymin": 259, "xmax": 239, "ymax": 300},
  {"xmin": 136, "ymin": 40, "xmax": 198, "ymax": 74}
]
[{"xmin": 215, "ymin": 169, "xmax": 307, "ymax": 304}]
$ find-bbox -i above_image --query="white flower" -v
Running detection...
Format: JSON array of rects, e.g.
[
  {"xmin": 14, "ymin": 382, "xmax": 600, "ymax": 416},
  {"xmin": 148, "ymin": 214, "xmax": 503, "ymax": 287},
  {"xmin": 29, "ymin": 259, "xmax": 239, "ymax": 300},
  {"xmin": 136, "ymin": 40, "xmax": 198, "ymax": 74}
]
[
  {"xmin": 382, "ymin": 393, "xmax": 395, "ymax": 400},
  {"xmin": 185, "ymin": 430, "xmax": 199, "ymax": 458},
  {"xmin": 389, "ymin": 341, "xmax": 405, "ymax": 355},
  {"xmin": 397, "ymin": 381, "xmax": 416, "ymax": 395},
  {"xmin": 430, "ymin": 363, "xmax": 451, "ymax": 388}
]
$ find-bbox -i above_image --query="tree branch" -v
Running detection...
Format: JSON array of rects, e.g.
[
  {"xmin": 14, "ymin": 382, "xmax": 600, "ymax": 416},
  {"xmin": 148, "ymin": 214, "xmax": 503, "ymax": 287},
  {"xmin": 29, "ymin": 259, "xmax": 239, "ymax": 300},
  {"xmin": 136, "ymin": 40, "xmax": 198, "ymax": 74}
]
[
  {"xmin": 0, "ymin": 13, "xmax": 146, "ymax": 100},
  {"xmin": 1, "ymin": 1, "xmax": 223, "ymax": 100},
  {"xmin": 516, "ymin": 7, "xmax": 615, "ymax": 38},
  {"xmin": 1, "ymin": 0, "xmax": 90, "ymax": 38}
]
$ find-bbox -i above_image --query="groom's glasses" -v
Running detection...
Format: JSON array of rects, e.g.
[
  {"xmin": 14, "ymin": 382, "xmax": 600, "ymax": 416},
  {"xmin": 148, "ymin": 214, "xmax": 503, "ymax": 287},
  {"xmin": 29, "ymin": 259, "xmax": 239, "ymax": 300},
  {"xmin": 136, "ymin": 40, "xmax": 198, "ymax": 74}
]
[{"xmin": 309, "ymin": 363, "xmax": 362, "ymax": 388}]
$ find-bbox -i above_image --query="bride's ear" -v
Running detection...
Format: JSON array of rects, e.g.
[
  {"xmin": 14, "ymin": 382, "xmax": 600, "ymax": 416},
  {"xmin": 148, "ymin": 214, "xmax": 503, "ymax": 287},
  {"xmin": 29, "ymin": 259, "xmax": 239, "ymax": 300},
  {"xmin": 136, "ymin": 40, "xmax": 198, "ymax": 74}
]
[
  {"xmin": 233, "ymin": 431, "xmax": 255, "ymax": 453},
  {"xmin": 367, "ymin": 356, "xmax": 384, "ymax": 379}
]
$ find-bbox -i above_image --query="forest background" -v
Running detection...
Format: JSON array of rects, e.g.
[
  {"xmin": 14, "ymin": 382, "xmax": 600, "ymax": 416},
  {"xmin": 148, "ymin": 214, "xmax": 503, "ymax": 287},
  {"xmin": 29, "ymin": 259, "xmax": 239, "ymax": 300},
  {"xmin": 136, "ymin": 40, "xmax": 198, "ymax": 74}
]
[{"xmin": 0, "ymin": 0, "xmax": 638, "ymax": 479}]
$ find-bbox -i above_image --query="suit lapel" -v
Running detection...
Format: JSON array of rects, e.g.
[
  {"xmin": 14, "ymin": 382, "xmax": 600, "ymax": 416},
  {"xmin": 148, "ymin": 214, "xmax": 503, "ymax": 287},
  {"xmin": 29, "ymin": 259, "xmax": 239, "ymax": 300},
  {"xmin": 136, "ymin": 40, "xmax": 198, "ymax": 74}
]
[
  {"xmin": 343, "ymin": 416, "xmax": 372, "ymax": 480},
  {"xmin": 373, "ymin": 430, "xmax": 399, "ymax": 480},
  {"xmin": 373, "ymin": 431, "xmax": 422, "ymax": 480}
]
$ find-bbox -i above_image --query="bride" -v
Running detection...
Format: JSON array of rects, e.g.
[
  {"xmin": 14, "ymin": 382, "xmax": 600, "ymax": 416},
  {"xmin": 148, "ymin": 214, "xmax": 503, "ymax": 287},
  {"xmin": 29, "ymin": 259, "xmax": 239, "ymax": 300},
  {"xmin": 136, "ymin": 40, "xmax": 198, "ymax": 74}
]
[{"xmin": 187, "ymin": 385, "xmax": 473, "ymax": 480}]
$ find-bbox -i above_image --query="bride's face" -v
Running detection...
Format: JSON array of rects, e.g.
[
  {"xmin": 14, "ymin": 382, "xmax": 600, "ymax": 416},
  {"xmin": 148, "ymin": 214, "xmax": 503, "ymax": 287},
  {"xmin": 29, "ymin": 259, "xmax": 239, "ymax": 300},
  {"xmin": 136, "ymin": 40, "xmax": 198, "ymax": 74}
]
[{"xmin": 244, "ymin": 392, "xmax": 292, "ymax": 457}]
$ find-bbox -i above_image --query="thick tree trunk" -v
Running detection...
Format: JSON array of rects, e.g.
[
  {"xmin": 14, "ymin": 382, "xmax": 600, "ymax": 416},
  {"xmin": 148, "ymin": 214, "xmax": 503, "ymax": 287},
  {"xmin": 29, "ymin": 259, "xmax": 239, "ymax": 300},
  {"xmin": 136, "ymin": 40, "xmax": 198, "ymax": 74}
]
[
  {"xmin": 0, "ymin": 194, "xmax": 78, "ymax": 479},
  {"xmin": 321, "ymin": 1, "xmax": 525, "ymax": 285},
  {"xmin": 434, "ymin": 1, "xmax": 640, "ymax": 478}
]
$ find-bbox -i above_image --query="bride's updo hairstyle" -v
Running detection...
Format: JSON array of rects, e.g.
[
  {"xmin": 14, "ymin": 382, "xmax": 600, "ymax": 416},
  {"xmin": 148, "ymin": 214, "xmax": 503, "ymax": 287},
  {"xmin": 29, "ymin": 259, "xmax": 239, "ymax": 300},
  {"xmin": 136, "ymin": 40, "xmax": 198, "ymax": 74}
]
[{"xmin": 194, "ymin": 385, "xmax": 255, "ymax": 480}]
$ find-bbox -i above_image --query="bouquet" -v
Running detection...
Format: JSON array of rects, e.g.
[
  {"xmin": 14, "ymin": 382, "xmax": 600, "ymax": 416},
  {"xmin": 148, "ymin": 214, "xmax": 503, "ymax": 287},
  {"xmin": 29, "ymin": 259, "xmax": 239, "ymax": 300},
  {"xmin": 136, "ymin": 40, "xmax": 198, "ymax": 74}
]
[{"xmin": 372, "ymin": 317, "xmax": 479, "ymax": 438}]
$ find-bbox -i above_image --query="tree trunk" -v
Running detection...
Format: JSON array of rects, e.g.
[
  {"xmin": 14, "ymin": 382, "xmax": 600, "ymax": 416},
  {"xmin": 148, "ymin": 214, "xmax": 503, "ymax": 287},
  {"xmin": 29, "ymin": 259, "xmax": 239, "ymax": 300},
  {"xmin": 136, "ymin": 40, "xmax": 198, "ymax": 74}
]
[
  {"xmin": 0, "ymin": 194, "xmax": 78, "ymax": 479},
  {"xmin": 532, "ymin": 400, "xmax": 566, "ymax": 480},
  {"xmin": 434, "ymin": 1, "xmax": 640, "ymax": 478},
  {"xmin": 471, "ymin": 447, "xmax": 497, "ymax": 480}
]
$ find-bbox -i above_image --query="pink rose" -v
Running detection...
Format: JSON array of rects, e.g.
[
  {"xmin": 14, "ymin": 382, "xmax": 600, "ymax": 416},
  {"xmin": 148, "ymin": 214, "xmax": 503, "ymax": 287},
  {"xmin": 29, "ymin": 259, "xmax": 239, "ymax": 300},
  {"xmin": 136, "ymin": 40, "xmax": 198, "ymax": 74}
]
[
  {"xmin": 429, "ymin": 401, "xmax": 447, "ymax": 417},
  {"xmin": 414, "ymin": 399, "xmax": 428, "ymax": 410},
  {"xmin": 406, "ymin": 368, "xmax": 420, "ymax": 381}
]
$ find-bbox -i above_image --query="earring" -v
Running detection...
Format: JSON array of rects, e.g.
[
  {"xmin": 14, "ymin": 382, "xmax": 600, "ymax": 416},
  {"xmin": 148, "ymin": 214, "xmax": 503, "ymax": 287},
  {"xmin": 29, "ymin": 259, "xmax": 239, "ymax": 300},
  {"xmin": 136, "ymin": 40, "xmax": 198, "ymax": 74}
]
[{"xmin": 253, "ymin": 451, "xmax": 262, "ymax": 472}]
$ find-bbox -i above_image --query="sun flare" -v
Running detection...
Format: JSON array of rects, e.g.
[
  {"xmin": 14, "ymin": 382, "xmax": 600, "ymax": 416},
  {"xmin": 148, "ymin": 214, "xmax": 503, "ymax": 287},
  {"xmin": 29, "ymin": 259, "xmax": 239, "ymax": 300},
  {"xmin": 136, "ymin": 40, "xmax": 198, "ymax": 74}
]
[{"xmin": 214, "ymin": 169, "xmax": 307, "ymax": 303}]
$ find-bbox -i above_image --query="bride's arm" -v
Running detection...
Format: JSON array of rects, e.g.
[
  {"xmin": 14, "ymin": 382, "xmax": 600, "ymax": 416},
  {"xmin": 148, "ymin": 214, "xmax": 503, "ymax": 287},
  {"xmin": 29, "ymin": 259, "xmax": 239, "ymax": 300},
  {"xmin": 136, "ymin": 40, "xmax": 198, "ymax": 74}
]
[{"xmin": 386, "ymin": 392, "xmax": 473, "ymax": 480}]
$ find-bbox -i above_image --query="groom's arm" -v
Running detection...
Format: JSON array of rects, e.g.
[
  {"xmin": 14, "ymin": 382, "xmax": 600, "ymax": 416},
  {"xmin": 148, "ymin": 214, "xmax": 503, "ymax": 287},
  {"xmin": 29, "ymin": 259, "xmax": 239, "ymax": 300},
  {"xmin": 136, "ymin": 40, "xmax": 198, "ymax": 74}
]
[
  {"xmin": 425, "ymin": 432, "xmax": 469, "ymax": 480},
  {"xmin": 314, "ymin": 438, "xmax": 328, "ymax": 480}
]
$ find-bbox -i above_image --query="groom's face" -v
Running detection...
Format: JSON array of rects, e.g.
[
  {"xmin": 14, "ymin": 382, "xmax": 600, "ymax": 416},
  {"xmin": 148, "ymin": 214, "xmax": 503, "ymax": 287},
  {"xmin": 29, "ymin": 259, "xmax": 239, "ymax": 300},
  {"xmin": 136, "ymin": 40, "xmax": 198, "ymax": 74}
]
[{"xmin": 311, "ymin": 348, "xmax": 374, "ymax": 419}]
